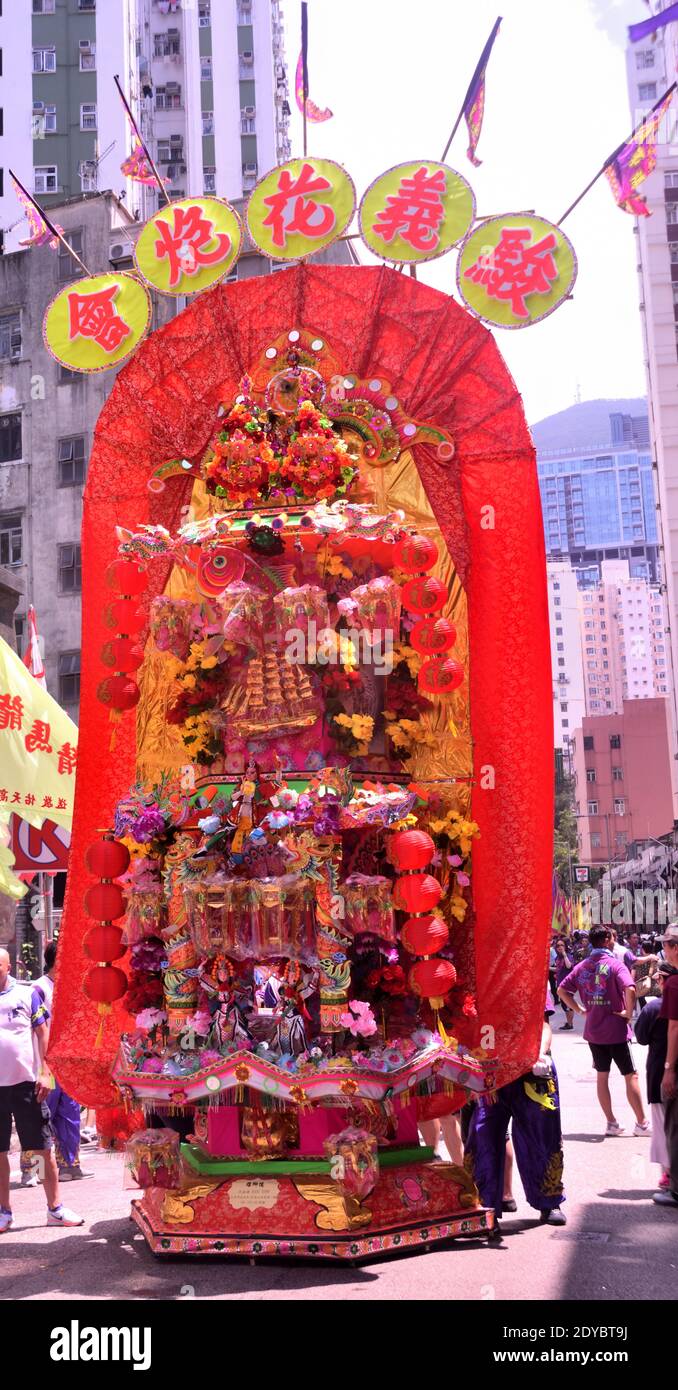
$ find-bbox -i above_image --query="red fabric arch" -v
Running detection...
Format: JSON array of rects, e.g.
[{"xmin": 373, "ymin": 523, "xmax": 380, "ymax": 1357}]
[{"xmin": 49, "ymin": 263, "xmax": 552, "ymax": 1103}]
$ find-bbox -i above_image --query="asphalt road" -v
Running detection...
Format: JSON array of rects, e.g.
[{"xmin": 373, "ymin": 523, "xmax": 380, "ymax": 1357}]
[{"xmin": 1, "ymin": 1012, "xmax": 676, "ymax": 1301}]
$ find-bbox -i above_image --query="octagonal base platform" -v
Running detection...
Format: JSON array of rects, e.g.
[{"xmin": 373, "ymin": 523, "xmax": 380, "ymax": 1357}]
[{"xmin": 130, "ymin": 1156, "xmax": 494, "ymax": 1261}]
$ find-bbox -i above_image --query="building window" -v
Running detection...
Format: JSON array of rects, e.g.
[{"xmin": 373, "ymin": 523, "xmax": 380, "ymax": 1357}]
[
  {"xmin": 612, "ymin": 767, "xmax": 623, "ymax": 781},
  {"xmin": 14, "ymin": 614, "xmax": 25, "ymax": 650},
  {"xmin": 155, "ymin": 85, "xmax": 182, "ymax": 111},
  {"xmin": 32, "ymin": 47, "xmax": 56, "ymax": 73},
  {"xmin": 79, "ymin": 160, "xmax": 97, "ymax": 192},
  {"xmin": 556, "ymin": 642, "xmax": 564, "ymax": 652},
  {"xmin": 0, "ymin": 413, "xmax": 22, "ymax": 462},
  {"xmin": 200, "ymin": 56, "xmax": 212, "ymax": 80},
  {"xmin": 666, "ymin": 171, "xmax": 678, "ymax": 189},
  {"xmin": 241, "ymin": 111, "xmax": 256, "ymax": 134},
  {"xmin": 587, "ymin": 801, "xmax": 598, "ymax": 815},
  {"xmin": 59, "ymin": 364, "xmax": 81, "ymax": 384},
  {"xmin": 199, "ymin": 0, "xmax": 211, "ymax": 24},
  {"xmin": 591, "ymin": 832, "xmax": 602, "ymax": 849},
  {"xmin": 33, "ymin": 0, "xmax": 56, "ymax": 11},
  {"xmin": 639, "ymin": 82, "xmax": 657, "ymax": 102},
  {"xmin": 636, "ymin": 49, "xmax": 654, "ymax": 69},
  {"xmin": 34, "ymin": 165, "xmax": 58, "ymax": 193},
  {"xmin": 58, "ymin": 652, "xmax": 80, "ymax": 707},
  {"xmin": 58, "ymin": 437, "xmax": 86, "ymax": 488},
  {"xmin": 79, "ymin": 42, "xmax": 96, "ymax": 71},
  {"xmin": 78, "ymin": 0, "xmax": 96, "ymax": 9},
  {"xmin": 557, "ymin": 657, "xmax": 565, "ymax": 667},
  {"xmin": 80, "ymin": 103, "xmax": 97, "ymax": 131},
  {"xmin": 0, "ymin": 513, "xmax": 22, "ymax": 567},
  {"xmin": 614, "ymin": 798, "xmax": 626, "ymax": 816},
  {"xmin": 583, "ymin": 735, "xmax": 594, "ymax": 751},
  {"xmin": 0, "ymin": 312, "xmax": 21, "ymax": 362},
  {"xmin": 33, "ymin": 103, "xmax": 57, "ymax": 135},
  {"xmin": 154, "ymin": 29, "xmax": 181, "ymax": 58},
  {"xmin": 609, "ymin": 734, "xmax": 621, "ymax": 749},
  {"xmin": 202, "ymin": 111, "xmax": 214, "ymax": 135},
  {"xmin": 58, "ymin": 230, "xmax": 84, "ymax": 281},
  {"xmin": 203, "ymin": 166, "xmax": 216, "ymax": 194},
  {"xmin": 586, "ymin": 768, "xmax": 596, "ymax": 782},
  {"xmin": 237, "ymin": 0, "xmax": 251, "ymax": 20},
  {"xmin": 58, "ymin": 544, "xmax": 82, "ymax": 594}
]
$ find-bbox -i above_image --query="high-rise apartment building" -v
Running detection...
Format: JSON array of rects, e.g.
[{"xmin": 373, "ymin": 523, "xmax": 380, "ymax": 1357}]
[
  {"xmin": 548, "ymin": 561, "xmax": 587, "ymax": 755},
  {"xmin": 625, "ymin": 3, "xmax": 678, "ymax": 784},
  {"xmin": 533, "ymin": 402, "xmax": 659, "ymax": 582},
  {"xmin": 0, "ymin": 0, "xmax": 291, "ymax": 251}
]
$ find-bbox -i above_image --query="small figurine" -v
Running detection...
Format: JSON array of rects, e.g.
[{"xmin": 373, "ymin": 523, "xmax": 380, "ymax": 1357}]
[{"xmin": 199, "ymin": 955, "xmax": 252, "ymax": 1048}]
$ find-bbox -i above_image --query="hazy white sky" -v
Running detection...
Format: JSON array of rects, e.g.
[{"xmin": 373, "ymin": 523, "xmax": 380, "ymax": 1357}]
[{"xmin": 284, "ymin": 0, "xmax": 652, "ymax": 424}]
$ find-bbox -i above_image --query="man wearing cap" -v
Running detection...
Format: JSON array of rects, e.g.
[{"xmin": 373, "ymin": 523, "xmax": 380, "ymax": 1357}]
[{"xmin": 654, "ymin": 924, "xmax": 678, "ymax": 1208}]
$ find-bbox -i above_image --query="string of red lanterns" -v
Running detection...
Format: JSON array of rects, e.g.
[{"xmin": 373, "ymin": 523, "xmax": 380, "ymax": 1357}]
[
  {"xmin": 98, "ymin": 560, "xmax": 148, "ymax": 718},
  {"xmin": 83, "ymin": 834, "xmax": 130, "ymax": 1046},
  {"xmin": 388, "ymin": 829, "xmax": 456, "ymax": 1028},
  {"xmin": 393, "ymin": 533, "xmax": 464, "ymax": 698}
]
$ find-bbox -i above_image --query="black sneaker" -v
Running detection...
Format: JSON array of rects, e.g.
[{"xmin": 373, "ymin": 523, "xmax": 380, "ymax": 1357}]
[{"xmin": 540, "ymin": 1207, "xmax": 567, "ymax": 1225}]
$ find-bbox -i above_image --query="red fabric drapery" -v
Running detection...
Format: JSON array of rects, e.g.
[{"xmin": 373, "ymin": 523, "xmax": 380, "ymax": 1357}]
[{"xmin": 49, "ymin": 263, "xmax": 552, "ymax": 1103}]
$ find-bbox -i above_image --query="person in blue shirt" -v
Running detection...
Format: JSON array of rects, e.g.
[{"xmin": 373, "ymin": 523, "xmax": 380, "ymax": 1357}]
[{"xmin": 0, "ymin": 948, "xmax": 83, "ymax": 1234}]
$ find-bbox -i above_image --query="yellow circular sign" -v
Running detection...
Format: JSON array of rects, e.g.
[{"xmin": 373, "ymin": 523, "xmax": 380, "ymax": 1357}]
[
  {"xmin": 247, "ymin": 157, "xmax": 355, "ymax": 261},
  {"xmin": 359, "ymin": 161, "xmax": 475, "ymax": 264},
  {"xmin": 42, "ymin": 272, "xmax": 152, "ymax": 374},
  {"xmin": 134, "ymin": 196, "xmax": 243, "ymax": 296},
  {"xmin": 456, "ymin": 214, "xmax": 578, "ymax": 329}
]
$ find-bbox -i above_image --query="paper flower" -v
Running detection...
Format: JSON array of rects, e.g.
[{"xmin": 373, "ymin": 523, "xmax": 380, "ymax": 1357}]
[
  {"xmin": 340, "ymin": 999, "xmax": 378, "ymax": 1038},
  {"xmin": 135, "ymin": 1007, "xmax": 167, "ymax": 1032}
]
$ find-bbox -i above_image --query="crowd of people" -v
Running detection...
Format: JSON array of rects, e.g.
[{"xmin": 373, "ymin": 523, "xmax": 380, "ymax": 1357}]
[{"xmin": 2, "ymin": 921, "xmax": 678, "ymax": 1237}]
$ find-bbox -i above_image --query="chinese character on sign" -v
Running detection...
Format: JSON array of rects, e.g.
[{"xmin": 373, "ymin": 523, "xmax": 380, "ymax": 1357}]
[
  {"xmin": 57, "ymin": 798, "xmax": 67, "ymax": 811},
  {"xmin": 262, "ymin": 161, "xmax": 336, "ymax": 249},
  {"xmin": 42, "ymin": 795, "xmax": 53, "ymax": 809},
  {"xmin": 373, "ymin": 166, "xmax": 446, "ymax": 253},
  {"xmin": 57, "ymin": 741, "xmax": 77, "ymax": 776},
  {"xmin": 24, "ymin": 794, "xmax": 36, "ymax": 807},
  {"xmin": 154, "ymin": 205, "xmax": 231, "ymax": 289},
  {"xmin": 25, "ymin": 720, "xmax": 52, "ymax": 754},
  {"xmin": 11, "ymin": 792, "xmax": 21, "ymax": 805},
  {"xmin": 464, "ymin": 226, "xmax": 559, "ymax": 319},
  {"xmin": 0, "ymin": 790, "xmax": 7, "ymax": 802},
  {"xmin": 68, "ymin": 285, "xmax": 132, "ymax": 353},
  {"xmin": 0, "ymin": 694, "xmax": 23, "ymax": 731}
]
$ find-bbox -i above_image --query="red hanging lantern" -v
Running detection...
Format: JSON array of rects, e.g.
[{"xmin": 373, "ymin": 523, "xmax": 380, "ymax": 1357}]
[
  {"xmin": 409, "ymin": 617, "xmax": 457, "ymax": 656},
  {"xmin": 401, "ymin": 914, "xmax": 449, "ymax": 957},
  {"xmin": 97, "ymin": 674, "xmax": 140, "ymax": 711},
  {"xmin": 104, "ymin": 599, "xmax": 146, "ymax": 634},
  {"xmin": 84, "ymin": 882, "xmax": 126, "ymax": 922},
  {"xmin": 401, "ymin": 576, "xmax": 447, "ymax": 615},
  {"xmin": 418, "ymin": 656, "xmax": 464, "ymax": 697},
  {"xmin": 394, "ymin": 533, "xmax": 439, "ymax": 574},
  {"xmin": 100, "ymin": 637, "xmax": 144, "ymax": 673},
  {"xmin": 393, "ymin": 873, "xmax": 442, "ymax": 915},
  {"xmin": 85, "ymin": 838, "xmax": 130, "ymax": 880},
  {"xmin": 106, "ymin": 559, "xmax": 149, "ymax": 594},
  {"xmin": 389, "ymin": 829, "xmax": 435, "ymax": 871},
  {"xmin": 409, "ymin": 957, "xmax": 456, "ymax": 1004},
  {"xmin": 84, "ymin": 964, "xmax": 128, "ymax": 1005},
  {"xmin": 83, "ymin": 924, "xmax": 126, "ymax": 962}
]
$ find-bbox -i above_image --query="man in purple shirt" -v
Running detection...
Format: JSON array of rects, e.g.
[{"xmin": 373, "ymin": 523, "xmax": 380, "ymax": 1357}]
[{"xmin": 558, "ymin": 925, "xmax": 651, "ymax": 1137}]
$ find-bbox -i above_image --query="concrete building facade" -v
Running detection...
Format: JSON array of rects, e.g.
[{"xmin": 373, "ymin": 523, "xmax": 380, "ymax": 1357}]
[
  {"xmin": 0, "ymin": 0, "xmax": 291, "ymax": 251},
  {"xmin": 571, "ymin": 698, "xmax": 675, "ymax": 867}
]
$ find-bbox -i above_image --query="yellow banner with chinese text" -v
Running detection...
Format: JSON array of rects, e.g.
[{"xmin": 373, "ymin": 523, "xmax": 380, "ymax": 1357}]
[{"xmin": 0, "ymin": 637, "xmax": 77, "ymax": 899}]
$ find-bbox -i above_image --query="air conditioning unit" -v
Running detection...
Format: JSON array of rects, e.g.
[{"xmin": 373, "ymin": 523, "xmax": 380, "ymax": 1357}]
[
  {"xmin": 33, "ymin": 101, "xmax": 45, "ymax": 112},
  {"xmin": 243, "ymin": 162, "xmax": 257, "ymax": 175},
  {"xmin": 79, "ymin": 40, "xmax": 91, "ymax": 51},
  {"xmin": 109, "ymin": 241, "xmax": 129, "ymax": 263},
  {"xmin": 243, "ymin": 105, "xmax": 256, "ymax": 117},
  {"xmin": 241, "ymin": 50, "xmax": 254, "ymax": 63}
]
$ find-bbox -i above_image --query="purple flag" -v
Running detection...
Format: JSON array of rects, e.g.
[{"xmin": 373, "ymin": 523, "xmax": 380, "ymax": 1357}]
[{"xmin": 629, "ymin": 2, "xmax": 678, "ymax": 44}]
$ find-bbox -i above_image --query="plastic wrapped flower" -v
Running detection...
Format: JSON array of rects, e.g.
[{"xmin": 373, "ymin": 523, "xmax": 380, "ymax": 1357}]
[
  {"xmin": 340, "ymin": 999, "xmax": 378, "ymax": 1038},
  {"xmin": 135, "ymin": 1007, "xmax": 167, "ymax": 1032}
]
